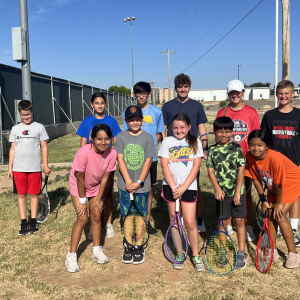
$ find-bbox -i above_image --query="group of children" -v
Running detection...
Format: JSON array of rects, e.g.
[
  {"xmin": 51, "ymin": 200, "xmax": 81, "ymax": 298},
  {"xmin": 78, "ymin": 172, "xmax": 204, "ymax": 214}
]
[{"xmin": 8, "ymin": 74, "xmax": 300, "ymax": 274}]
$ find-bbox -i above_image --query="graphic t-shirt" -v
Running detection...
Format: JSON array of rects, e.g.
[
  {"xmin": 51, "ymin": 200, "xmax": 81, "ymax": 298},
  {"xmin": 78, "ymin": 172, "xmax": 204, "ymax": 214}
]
[
  {"xmin": 115, "ymin": 130, "xmax": 156, "ymax": 193},
  {"xmin": 69, "ymin": 144, "xmax": 117, "ymax": 197},
  {"xmin": 123, "ymin": 104, "xmax": 164, "ymax": 162},
  {"xmin": 261, "ymin": 107, "xmax": 300, "ymax": 165},
  {"xmin": 9, "ymin": 122, "xmax": 49, "ymax": 172},
  {"xmin": 158, "ymin": 136, "xmax": 203, "ymax": 190},
  {"xmin": 162, "ymin": 98, "xmax": 207, "ymax": 137},
  {"xmin": 216, "ymin": 105, "xmax": 260, "ymax": 155},
  {"xmin": 76, "ymin": 115, "xmax": 122, "ymax": 143},
  {"xmin": 245, "ymin": 149, "xmax": 300, "ymax": 204},
  {"xmin": 206, "ymin": 142, "xmax": 246, "ymax": 197}
]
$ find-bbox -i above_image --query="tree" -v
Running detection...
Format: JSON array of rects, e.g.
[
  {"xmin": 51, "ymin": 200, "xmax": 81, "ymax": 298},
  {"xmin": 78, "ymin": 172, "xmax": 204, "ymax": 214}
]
[
  {"xmin": 108, "ymin": 85, "xmax": 131, "ymax": 96},
  {"xmin": 244, "ymin": 82, "xmax": 271, "ymax": 88}
]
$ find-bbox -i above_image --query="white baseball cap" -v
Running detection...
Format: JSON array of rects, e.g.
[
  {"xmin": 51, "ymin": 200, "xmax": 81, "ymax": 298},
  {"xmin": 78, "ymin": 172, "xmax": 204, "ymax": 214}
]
[{"xmin": 227, "ymin": 79, "xmax": 244, "ymax": 93}]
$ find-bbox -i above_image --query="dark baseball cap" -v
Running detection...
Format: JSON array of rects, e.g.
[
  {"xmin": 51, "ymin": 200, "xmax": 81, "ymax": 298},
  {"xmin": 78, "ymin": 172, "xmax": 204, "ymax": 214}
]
[{"xmin": 124, "ymin": 105, "xmax": 143, "ymax": 119}]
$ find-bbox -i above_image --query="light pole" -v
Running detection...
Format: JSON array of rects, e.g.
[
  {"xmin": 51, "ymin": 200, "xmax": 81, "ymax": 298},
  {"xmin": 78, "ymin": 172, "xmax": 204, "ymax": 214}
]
[
  {"xmin": 238, "ymin": 65, "xmax": 242, "ymax": 80},
  {"xmin": 123, "ymin": 16, "xmax": 135, "ymax": 89}
]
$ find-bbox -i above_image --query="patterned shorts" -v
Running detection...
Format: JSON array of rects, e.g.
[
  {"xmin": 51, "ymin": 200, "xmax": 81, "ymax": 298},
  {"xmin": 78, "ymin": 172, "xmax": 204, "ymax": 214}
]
[{"xmin": 118, "ymin": 189, "xmax": 149, "ymax": 217}]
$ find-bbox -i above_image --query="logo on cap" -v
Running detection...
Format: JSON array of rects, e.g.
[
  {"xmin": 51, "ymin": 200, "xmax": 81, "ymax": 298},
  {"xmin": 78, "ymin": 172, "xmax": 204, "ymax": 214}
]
[{"xmin": 130, "ymin": 107, "xmax": 137, "ymax": 113}]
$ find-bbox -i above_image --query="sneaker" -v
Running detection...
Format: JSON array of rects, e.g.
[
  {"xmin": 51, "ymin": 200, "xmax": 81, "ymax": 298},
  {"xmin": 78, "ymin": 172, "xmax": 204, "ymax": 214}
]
[
  {"xmin": 173, "ymin": 253, "xmax": 185, "ymax": 270},
  {"xmin": 87, "ymin": 227, "xmax": 93, "ymax": 241},
  {"xmin": 148, "ymin": 223, "xmax": 158, "ymax": 235},
  {"xmin": 18, "ymin": 222, "xmax": 28, "ymax": 236},
  {"xmin": 92, "ymin": 246, "xmax": 109, "ymax": 264},
  {"xmin": 285, "ymin": 251, "xmax": 300, "ymax": 269},
  {"xmin": 274, "ymin": 249, "xmax": 280, "ymax": 261},
  {"xmin": 246, "ymin": 225, "xmax": 256, "ymax": 242},
  {"xmin": 65, "ymin": 252, "xmax": 79, "ymax": 273},
  {"xmin": 227, "ymin": 225, "xmax": 234, "ymax": 236},
  {"xmin": 197, "ymin": 217, "xmax": 206, "ymax": 233},
  {"xmin": 276, "ymin": 227, "xmax": 282, "ymax": 239},
  {"xmin": 122, "ymin": 243, "xmax": 133, "ymax": 264},
  {"xmin": 236, "ymin": 250, "xmax": 248, "ymax": 269},
  {"xmin": 106, "ymin": 223, "xmax": 115, "ymax": 239},
  {"xmin": 192, "ymin": 255, "xmax": 205, "ymax": 272},
  {"xmin": 293, "ymin": 229, "xmax": 300, "ymax": 247},
  {"xmin": 133, "ymin": 245, "xmax": 145, "ymax": 265},
  {"xmin": 217, "ymin": 248, "xmax": 228, "ymax": 268},
  {"xmin": 28, "ymin": 222, "xmax": 39, "ymax": 234}
]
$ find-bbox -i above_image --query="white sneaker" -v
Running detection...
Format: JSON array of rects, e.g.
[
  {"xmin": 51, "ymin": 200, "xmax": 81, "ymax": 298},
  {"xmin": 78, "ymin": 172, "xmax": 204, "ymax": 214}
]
[
  {"xmin": 87, "ymin": 227, "xmax": 93, "ymax": 241},
  {"xmin": 197, "ymin": 217, "xmax": 206, "ymax": 233},
  {"xmin": 227, "ymin": 225, "xmax": 234, "ymax": 236},
  {"xmin": 92, "ymin": 246, "xmax": 109, "ymax": 264},
  {"xmin": 246, "ymin": 225, "xmax": 256, "ymax": 242},
  {"xmin": 106, "ymin": 223, "xmax": 115, "ymax": 238},
  {"xmin": 65, "ymin": 252, "xmax": 79, "ymax": 273}
]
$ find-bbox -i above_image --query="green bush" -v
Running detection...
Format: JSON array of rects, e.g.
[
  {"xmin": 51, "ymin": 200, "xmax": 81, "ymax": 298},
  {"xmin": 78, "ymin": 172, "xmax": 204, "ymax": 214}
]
[
  {"xmin": 206, "ymin": 106, "xmax": 210, "ymax": 110},
  {"xmin": 219, "ymin": 101, "xmax": 227, "ymax": 108}
]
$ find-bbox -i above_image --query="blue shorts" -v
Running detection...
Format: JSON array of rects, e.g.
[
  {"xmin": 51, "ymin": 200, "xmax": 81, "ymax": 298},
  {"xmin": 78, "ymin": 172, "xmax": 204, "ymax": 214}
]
[{"xmin": 118, "ymin": 189, "xmax": 149, "ymax": 217}]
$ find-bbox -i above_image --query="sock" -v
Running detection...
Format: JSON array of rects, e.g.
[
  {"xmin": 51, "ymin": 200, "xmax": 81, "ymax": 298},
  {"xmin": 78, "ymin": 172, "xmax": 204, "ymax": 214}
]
[
  {"xmin": 31, "ymin": 218, "xmax": 37, "ymax": 224},
  {"xmin": 290, "ymin": 218, "xmax": 299, "ymax": 231},
  {"xmin": 93, "ymin": 246, "xmax": 100, "ymax": 252},
  {"xmin": 21, "ymin": 219, "xmax": 27, "ymax": 225},
  {"xmin": 68, "ymin": 252, "xmax": 76, "ymax": 257}
]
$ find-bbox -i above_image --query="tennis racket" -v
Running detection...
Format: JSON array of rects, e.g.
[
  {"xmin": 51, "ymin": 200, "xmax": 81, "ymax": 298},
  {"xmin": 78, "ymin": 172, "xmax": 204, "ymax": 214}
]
[
  {"xmin": 256, "ymin": 199, "xmax": 265, "ymax": 231},
  {"xmin": 165, "ymin": 198, "xmax": 188, "ymax": 264},
  {"xmin": 37, "ymin": 176, "xmax": 50, "ymax": 223},
  {"xmin": 122, "ymin": 193, "xmax": 150, "ymax": 247},
  {"xmin": 256, "ymin": 209, "xmax": 274, "ymax": 273},
  {"xmin": 205, "ymin": 200, "xmax": 237, "ymax": 275}
]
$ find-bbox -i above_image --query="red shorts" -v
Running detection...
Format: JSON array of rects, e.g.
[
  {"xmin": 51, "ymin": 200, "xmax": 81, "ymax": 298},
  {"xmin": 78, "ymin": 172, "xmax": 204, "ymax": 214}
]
[{"xmin": 13, "ymin": 172, "xmax": 42, "ymax": 195}]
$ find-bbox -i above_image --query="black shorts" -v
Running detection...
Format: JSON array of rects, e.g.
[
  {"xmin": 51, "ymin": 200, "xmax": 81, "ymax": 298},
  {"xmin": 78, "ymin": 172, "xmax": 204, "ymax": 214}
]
[
  {"xmin": 162, "ymin": 185, "xmax": 197, "ymax": 203},
  {"xmin": 216, "ymin": 193, "xmax": 247, "ymax": 219},
  {"xmin": 150, "ymin": 161, "xmax": 158, "ymax": 185}
]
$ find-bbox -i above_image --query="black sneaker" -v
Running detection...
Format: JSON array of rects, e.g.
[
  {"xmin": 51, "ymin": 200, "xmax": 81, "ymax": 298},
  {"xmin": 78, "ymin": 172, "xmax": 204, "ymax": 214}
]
[
  {"xmin": 148, "ymin": 223, "xmax": 158, "ymax": 235},
  {"xmin": 133, "ymin": 245, "xmax": 145, "ymax": 265},
  {"xmin": 18, "ymin": 222, "xmax": 28, "ymax": 236},
  {"xmin": 122, "ymin": 243, "xmax": 133, "ymax": 264},
  {"xmin": 28, "ymin": 222, "xmax": 39, "ymax": 234}
]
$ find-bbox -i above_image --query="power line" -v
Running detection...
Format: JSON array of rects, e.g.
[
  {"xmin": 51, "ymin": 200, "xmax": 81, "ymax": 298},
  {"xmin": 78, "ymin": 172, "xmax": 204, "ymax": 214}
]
[
  {"xmin": 161, "ymin": 0, "xmax": 192, "ymax": 51},
  {"xmin": 173, "ymin": 0, "xmax": 264, "ymax": 77},
  {"xmin": 168, "ymin": 0, "xmax": 205, "ymax": 49},
  {"xmin": 172, "ymin": 0, "xmax": 234, "ymax": 64},
  {"xmin": 154, "ymin": 53, "xmax": 162, "ymax": 83}
]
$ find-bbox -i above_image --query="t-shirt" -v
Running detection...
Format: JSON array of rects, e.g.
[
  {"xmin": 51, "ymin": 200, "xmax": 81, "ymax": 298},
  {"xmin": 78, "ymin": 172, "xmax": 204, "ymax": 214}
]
[
  {"xmin": 216, "ymin": 105, "xmax": 260, "ymax": 156},
  {"xmin": 245, "ymin": 149, "xmax": 300, "ymax": 204},
  {"xmin": 206, "ymin": 142, "xmax": 246, "ymax": 197},
  {"xmin": 76, "ymin": 115, "xmax": 122, "ymax": 143},
  {"xmin": 123, "ymin": 104, "xmax": 164, "ymax": 162},
  {"xmin": 261, "ymin": 107, "xmax": 300, "ymax": 166},
  {"xmin": 162, "ymin": 98, "xmax": 207, "ymax": 137},
  {"xmin": 69, "ymin": 144, "xmax": 117, "ymax": 197},
  {"xmin": 115, "ymin": 130, "xmax": 156, "ymax": 193},
  {"xmin": 9, "ymin": 122, "xmax": 49, "ymax": 172}
]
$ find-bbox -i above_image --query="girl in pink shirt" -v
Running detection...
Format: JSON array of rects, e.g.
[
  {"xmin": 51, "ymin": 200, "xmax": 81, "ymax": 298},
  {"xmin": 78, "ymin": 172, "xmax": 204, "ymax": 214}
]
[{"xmin": 65, "ymin": 124, "xmax": 117, "ymax": 273}]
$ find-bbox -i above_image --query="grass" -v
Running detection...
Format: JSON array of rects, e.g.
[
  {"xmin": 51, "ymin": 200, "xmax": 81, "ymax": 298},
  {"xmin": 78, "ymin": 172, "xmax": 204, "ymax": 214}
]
[{"xmin": 1, "ymin": 115, "xmax": 300, "ymax": 299}]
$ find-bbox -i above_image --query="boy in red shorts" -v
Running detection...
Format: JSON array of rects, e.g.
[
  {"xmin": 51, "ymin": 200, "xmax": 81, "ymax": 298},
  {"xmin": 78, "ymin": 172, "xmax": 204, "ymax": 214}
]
[{"xmin": 8, "ymin": 100, "xmax": 51, "ymax": 235}]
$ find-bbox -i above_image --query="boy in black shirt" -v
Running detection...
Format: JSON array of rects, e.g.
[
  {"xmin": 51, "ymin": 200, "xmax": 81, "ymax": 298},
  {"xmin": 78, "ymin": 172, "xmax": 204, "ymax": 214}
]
[{"xmin": 261, "ymin": 80, "xmax": 300, "ymax": 246}]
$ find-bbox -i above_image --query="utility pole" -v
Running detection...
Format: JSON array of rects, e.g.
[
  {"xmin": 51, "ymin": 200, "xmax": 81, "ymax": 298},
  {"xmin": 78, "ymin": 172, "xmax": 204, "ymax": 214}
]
[
  {"xmin": 149, "ymin": 81, "xmax": 156, "ymax": 105},
  {"xmin": 275, "ymin": 0, "xmax": 279, "ymax": 107},
  {"xmin": 161, "ymin": 48, "xmax": 176, "ymax": 101},
  {"xmin": 19, "ymin": 0, "xmax": 32, "ymax": 101},
  {"xmin": 282, "ymin": 0, "xmax": 290, "ymax": 80},
  {"xmin": 238, "ymin": 65, "xmax": 242, "ymax": 80}
]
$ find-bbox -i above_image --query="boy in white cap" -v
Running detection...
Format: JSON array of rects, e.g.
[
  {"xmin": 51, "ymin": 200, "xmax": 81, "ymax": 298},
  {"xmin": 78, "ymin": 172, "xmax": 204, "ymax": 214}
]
[{"xmin": 216, "ymin": 80, "xmax": 260, "ymax": 242}]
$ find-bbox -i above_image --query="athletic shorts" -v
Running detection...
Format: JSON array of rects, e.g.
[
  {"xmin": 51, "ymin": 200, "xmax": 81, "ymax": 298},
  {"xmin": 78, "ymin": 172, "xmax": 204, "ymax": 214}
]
[
  {"xmin": 118, "ymin": 189, "xmax": 149, "ymax": 217},
  {"xmin": 161, "ymin": 185, "xmax": 197, "ymax": 203},
  {"xmin": 216, "ymin": 193, "xmax": 247, "ymax": 219},
  {"xmin": 150, "ymin": 161, "xmax": 158, "ymax": 185},
  {"xmin": 13, "ymin": 171, "xmax": 42, "ymax": 195}
]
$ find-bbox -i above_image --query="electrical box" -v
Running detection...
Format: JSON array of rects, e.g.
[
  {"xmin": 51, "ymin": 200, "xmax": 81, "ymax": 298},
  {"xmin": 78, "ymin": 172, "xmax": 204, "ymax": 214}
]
[
  {"xmin": 12, "ymin": 27, "xmax": 27, "ymax": 61},
  {"xmin": 15, "ymin": 100, "xmax": 22, "ymax": 124}
]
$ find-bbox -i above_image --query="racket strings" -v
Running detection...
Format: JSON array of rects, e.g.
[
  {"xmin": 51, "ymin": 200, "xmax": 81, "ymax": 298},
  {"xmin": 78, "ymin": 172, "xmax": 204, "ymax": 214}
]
[
  {"xmin": 123, "ymin": 214, "xmax": 148, "ymax": 246},
  {"xmin": 257, "ymin": 231, "xmax": 273, "ymax": 272},
  {"xmin": 206, "ymin": 232, "xmax": 237, "ymax": 275},
  {"xmin": 166, "ymin": 224, "xmax": 187, "ymax": 262},
  {"xmin": 37, "ymin": 195, "xmax": 48, "ymax": 219}
]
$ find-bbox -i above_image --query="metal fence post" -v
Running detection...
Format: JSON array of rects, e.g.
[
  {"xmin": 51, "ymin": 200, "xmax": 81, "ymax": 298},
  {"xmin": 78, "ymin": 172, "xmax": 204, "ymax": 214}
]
[
  {"xmin": 113, "ymin": 91, "xmax": 115, "ymax": 117},
  {"xmin": 68, "ymin": 80, "xmax": 72, "ymax": 122},
  {"xmin": 82, "ymin": 84, "xmax": 84, "ymax": 120},
  {"xmin": 107, "ymin": 89, "xmax": 109, "ymax": 116},
  {"xmin": 51, "ymin": 76, "xmax": 56, "ymax": 124},
  {"xmin": 118, "ymin": 92, "xmax": 120, "ymax": 116}
]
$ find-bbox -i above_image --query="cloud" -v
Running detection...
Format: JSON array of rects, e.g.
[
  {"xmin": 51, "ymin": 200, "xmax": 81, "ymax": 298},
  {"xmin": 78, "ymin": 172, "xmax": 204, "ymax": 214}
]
[{"xmin": 29, "ymin": 5, "xmax": 47, "ymax": 22}]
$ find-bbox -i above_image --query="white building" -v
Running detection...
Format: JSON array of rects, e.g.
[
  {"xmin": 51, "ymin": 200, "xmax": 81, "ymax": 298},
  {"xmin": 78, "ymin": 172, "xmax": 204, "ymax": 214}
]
[{"xmin": 189, "ymin": 87, "xmax": 270, "ymax": 101}]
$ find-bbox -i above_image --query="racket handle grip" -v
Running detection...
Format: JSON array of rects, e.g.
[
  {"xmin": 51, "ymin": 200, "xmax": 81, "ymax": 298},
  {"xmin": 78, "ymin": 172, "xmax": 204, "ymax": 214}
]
[
  {"xmin": 130, "ymin": 193, "xmax": 134, "ymax": 201},
  {"xmin": 175, "ymin": 198, "xmax": 179, "ymax": 213},
  {"xmin": 265, "ymin": 208, "xmax": 269, "ymax": 218},
  {"xmin": 219, "ymin": 200, "xmax": 223, "ymax": 218}
]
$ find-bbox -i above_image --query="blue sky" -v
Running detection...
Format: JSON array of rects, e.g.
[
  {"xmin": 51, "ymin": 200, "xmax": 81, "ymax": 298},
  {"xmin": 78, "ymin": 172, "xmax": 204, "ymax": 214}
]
[{"xmin": 0, "ymin": 0, "xmax": 299, "ymax": 90}]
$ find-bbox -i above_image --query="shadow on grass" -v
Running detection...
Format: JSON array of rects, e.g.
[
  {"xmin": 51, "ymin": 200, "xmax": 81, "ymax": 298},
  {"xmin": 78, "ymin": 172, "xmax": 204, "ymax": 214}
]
[{"xmin": 48, "ymin": 187, "xmax": 69, "ymax": 220}]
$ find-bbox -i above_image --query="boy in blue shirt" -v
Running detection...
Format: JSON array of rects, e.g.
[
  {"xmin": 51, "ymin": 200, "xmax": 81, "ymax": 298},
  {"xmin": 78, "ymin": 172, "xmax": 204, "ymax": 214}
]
[{"xmin": 123, "ymin": 82, "xmax": 165, "ymax": 234}]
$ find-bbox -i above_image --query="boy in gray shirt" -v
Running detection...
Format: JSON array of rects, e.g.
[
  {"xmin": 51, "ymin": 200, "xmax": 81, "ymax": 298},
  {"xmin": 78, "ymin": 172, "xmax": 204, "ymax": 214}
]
[
  {"xmin": 8, "ymin": 100, "xmax": 51, "ymax": 236},
  {"xmin": 115, "ymin": 105, "xmax": 156, "ymax": 265}
]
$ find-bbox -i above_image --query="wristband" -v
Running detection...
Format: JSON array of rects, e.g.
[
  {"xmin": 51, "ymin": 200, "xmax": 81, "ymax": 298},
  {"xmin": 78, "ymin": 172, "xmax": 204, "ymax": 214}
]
[
  {"xmin": 259, "ymin": 194, "xmax": 267, "ymax": 203},
  {"xmin": 79, "ymin": 197, "xmax": 87, "ymax": 204},
  {"xmin": 172, "ymin": 186, "xmax": 178, "ymax": 190}
]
